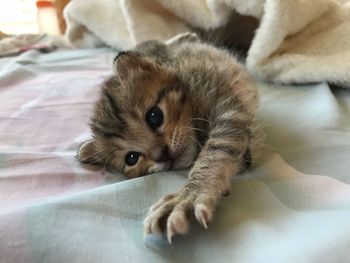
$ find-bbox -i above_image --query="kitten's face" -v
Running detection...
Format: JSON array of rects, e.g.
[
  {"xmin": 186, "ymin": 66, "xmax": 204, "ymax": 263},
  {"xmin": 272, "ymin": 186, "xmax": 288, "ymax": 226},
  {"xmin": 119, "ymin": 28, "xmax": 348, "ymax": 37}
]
[{"xmin": 78, "ymin": 52, "xmax": 197, "ymax": 178}]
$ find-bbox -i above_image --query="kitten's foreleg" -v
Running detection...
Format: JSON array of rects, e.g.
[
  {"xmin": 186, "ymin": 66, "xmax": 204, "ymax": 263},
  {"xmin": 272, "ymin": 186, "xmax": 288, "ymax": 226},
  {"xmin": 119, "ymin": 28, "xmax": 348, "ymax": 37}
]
[{"xmin": 144, "ymin": 110, "xmax": 251, "ymax": 243}]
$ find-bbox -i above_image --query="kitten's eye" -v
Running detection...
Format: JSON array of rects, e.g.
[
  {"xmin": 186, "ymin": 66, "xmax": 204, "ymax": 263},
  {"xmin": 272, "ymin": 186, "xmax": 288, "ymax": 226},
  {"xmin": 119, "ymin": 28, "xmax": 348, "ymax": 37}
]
[
  {"xmin": 145, "ymin": 106, "xmax": 163, "ymax": 129},
  {"xmin": 125, "ymin": 151, "xmax": 140, "ymax": 166}
]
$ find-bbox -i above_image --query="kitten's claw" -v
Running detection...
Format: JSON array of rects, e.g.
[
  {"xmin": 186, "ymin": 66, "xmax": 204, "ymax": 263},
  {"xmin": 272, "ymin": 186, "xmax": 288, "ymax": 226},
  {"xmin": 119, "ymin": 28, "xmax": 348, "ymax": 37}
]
[
  {"xmin": 168, "ymin": 209, "xmax": 188, "ymax": 235},
  {"xmin": 143, "ymin": 218, "xmax": 152, "ymax": 236},
  {"xmin": 143, "ymin": 229, "xmax": 149, "ymax": 242},
  {"xmin": 167, "ymin": 226, "xmax": 174, "ymax": 244},
  {"xmin": 143, "ymin": 211, "xmax": 163, "ymax": 236},
  {"xmin": 144, "ymin": 188, "xmax": 215, "ymax": 243},
  {"xmin": 194, "ymin": 203, "xmax": 212, "ymax": 229},
  {"xmin": 166, "ymin": 209, "xmax": 189, "ymax": 243}
]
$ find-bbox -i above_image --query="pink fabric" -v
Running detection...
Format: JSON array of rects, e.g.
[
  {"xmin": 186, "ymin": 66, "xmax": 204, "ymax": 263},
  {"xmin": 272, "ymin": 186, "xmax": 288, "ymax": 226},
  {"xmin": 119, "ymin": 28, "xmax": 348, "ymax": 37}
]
[{"xmin": 0, "ymin": 49, "xmax": 116, "ymax": 214}]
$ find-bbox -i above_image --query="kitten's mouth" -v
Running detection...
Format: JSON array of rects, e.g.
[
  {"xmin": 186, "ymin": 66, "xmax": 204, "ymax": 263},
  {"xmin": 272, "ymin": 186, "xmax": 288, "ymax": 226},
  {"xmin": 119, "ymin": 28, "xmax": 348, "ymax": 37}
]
[
  {"xmin": 156, "ymin": 145, "xmax": 189, "ymax": 170},
  {"xmin": 160, "ymin": 158, "xmax": 176, "ymax": 171},
  {"xmin": 161, "ymin": 157, "xmax": 177, "ymax": 170},
  {"xmin": 157, "ymin": 154, "xmax": 179, "ymax": 170}
]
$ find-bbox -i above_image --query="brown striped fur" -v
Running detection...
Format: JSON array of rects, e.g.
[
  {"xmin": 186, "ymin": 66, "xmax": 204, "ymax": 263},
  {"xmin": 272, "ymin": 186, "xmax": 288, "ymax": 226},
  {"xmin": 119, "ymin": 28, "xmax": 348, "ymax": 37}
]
[{"xmin": 77, "ymin": 33, "xmax": 258, "ymax": 242}]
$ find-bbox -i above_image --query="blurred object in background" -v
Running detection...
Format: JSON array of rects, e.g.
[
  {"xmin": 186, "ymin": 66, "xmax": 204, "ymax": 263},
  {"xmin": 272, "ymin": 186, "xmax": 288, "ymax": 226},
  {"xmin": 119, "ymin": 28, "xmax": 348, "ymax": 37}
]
[
  {"xmin": 0, "ymin": 0, "xmax": 38, "ymax": 34},
  {"xmin": 36, "ymin": 0, "xmax": 61, "ymax": 35},
  {"xmin": 0, "ymin": 31, "xmax": 8, "ymax": 39},
  {"xmin": 53, "ymin": 0, "xmax": 70, "ymax": 36},
  {"xmin": 0, "ymin": 0, "xmax": 71, "ymax": 57},
  {"xmin": 0, "ymin": 34, "xmax": 57, "ymax": 57},
  {"xmin": 0, "ymin": 0, "xmax": 67, "ymax": 35}
]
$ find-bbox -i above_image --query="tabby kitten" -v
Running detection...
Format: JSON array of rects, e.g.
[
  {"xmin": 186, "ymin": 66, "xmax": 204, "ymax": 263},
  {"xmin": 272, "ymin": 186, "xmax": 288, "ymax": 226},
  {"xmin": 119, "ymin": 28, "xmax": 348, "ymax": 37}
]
[{"xmin": 78, "ymin": 33, "xmax": 258, "ymax": 243}]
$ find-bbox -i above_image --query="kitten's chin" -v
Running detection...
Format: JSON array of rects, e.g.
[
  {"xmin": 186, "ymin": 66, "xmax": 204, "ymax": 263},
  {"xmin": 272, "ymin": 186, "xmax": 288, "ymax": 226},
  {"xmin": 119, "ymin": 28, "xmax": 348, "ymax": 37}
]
[
  {"xmin": 148, "ymin": 162, "xmax": 171, "ymax": 173},
  {"xmin": 148, "ymin": 160, "xmax": 189, "ymax": 174}
]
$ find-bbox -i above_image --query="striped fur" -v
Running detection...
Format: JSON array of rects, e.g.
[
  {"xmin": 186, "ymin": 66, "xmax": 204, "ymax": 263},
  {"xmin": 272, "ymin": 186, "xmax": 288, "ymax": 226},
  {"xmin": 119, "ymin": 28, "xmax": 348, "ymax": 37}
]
[{"xmin": 77, "ymin": 33, "xmax": 259, "ymax": 241}]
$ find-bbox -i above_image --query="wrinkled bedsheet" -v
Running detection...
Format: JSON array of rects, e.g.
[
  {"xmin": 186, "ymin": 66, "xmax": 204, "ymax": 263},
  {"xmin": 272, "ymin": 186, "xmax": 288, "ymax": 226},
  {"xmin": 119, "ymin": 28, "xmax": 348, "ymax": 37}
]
[{"xmin": 0, "ymin": 48, "xmax": 350, "ymax": 263}]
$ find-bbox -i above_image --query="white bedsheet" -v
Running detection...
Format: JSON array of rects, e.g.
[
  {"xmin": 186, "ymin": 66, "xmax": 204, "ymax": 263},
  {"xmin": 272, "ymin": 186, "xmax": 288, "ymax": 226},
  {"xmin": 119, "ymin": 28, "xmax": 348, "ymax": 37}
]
[{"xmin": 0, "ymin": 48, "xmax": 349, "ymax": 263}]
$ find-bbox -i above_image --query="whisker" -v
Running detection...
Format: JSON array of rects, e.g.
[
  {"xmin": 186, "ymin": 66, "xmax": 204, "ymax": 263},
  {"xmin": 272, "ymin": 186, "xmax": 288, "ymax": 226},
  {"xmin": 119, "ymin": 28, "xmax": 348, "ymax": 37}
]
[
  {"xmin": 183, "ymin": 125, "xmax": 209, "ymax": 136},
  {"xmin": 106, "ymin": 154, "xmax": 120, "ymax": 172},
  {"xmin": 103, "ymin": 150, "xmax": 117, "ymax": 170},
  {"xmin": 85, "ymin": 149, "xmax": 116, "ymax": 165},
  {"xmin": 189, "ymin": 135, "xmax": 203, "ymax": 151},
  {"xmin": 182, "ymin": 117, "xmax": 210, "ymax": 125},
  {"xmin": 80, "ymin": 148, "xmax": 108, "ymax": 161}
]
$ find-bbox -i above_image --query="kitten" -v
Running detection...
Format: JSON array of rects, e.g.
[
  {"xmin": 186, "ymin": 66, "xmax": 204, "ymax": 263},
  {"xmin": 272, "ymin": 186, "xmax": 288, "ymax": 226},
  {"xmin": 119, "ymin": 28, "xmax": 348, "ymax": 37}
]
[{"xmin": 77, "ymin": 33, "xmax": 258, "ymax": 243}]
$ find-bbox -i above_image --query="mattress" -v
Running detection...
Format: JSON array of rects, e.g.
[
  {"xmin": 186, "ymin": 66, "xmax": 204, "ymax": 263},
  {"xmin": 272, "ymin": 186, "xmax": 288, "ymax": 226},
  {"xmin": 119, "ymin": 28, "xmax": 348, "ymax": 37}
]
[{"xmin": 0, "ymin": 48, "xmax": 350, "ymax": 263}]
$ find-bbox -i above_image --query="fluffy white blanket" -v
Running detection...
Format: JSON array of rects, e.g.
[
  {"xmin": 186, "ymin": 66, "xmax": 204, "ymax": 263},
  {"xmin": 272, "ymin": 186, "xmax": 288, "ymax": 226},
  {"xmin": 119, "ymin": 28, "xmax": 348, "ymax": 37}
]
[{"xmin": 64, "ymin": 0, "xmax": 350, "ymax": 87}]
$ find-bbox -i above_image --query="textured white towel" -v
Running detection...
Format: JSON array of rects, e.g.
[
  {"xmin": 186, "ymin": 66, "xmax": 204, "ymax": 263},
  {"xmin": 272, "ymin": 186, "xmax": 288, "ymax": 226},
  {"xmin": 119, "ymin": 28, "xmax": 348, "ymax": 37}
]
[{"xmin": 64, "ymin": 0, "xmax": 350, "ymax": 87}]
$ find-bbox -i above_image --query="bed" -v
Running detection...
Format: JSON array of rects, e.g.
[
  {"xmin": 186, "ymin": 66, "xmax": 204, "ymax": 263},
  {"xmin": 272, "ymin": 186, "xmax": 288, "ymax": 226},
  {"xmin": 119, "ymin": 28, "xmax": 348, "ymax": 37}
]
[{"xmin": 1, "ymin": 47, "xmax": 350, "ymax": 263}]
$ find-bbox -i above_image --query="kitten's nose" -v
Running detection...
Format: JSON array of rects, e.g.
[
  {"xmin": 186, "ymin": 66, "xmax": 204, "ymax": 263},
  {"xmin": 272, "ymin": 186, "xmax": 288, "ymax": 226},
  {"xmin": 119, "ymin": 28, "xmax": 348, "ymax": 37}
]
[{"xmin": 156, "ymin": 145, "xmax": 173, "ymax": 163}]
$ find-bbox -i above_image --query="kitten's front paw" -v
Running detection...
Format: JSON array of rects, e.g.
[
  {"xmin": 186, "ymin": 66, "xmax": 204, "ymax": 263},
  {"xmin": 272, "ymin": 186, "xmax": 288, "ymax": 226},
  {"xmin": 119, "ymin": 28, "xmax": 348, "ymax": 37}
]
[{"xmin": 144, "ymin": 187, "xmax": 215, "ymax": 243}]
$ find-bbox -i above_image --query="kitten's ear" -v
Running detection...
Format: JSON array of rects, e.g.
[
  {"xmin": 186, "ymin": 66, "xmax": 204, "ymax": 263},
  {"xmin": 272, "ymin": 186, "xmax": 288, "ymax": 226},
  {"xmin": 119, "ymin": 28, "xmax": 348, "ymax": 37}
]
[
  {"xmin": 113, "ymin": 51, "xmax": 158, "ymax": 84},
  {"xmin": 77, "ymin": 139, "xmax": 102, "ymax": 165}
]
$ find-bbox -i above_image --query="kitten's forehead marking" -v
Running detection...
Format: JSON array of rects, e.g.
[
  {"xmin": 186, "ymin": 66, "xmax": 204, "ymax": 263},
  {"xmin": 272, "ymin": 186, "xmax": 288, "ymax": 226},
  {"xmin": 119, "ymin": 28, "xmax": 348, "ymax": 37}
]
[
  {"xmin": 155, "ymin": 88, "xmax": 166, "ymax": 105},
  {"xmin": 167, "ymin": 90, "xmax": 182, "ymax": 102}
]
